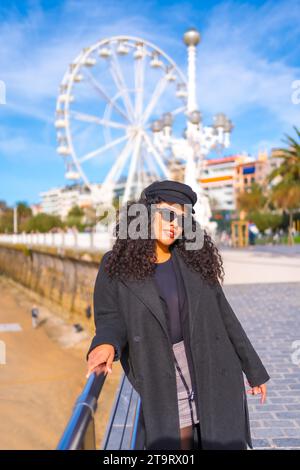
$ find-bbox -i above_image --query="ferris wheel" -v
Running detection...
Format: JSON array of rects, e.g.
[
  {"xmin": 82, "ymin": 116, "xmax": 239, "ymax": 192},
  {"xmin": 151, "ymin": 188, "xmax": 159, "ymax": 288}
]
[{"xmin": 55, "ymin": 36, "xmax": 188, "ymax": 208}]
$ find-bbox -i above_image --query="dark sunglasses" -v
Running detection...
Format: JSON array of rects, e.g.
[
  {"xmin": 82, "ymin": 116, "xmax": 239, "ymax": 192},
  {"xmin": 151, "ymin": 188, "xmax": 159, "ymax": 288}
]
[{"xmin": 154, "ymin": 207, "xmax": 186, "ymax": 225}]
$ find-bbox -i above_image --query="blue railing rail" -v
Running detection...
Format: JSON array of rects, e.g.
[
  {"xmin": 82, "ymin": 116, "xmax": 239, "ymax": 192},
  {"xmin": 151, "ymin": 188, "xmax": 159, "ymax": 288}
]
[
  {"xmin": 56, "ymin": 371, "xmax": 145, "ymax": 450},
  {"xmin": 57, "ymin": 371, "xmax": 105, "ymax": 450}
]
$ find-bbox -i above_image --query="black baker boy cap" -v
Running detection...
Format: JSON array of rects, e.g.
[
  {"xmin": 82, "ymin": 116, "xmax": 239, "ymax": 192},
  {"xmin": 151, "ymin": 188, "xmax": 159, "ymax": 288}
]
[{"xmin": 140, "ymin": 180, "xmax": 197, "ymax": 213}]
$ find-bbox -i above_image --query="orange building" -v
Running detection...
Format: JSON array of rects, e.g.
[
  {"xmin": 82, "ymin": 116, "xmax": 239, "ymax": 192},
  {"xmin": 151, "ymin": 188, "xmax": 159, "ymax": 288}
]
[{"xmin": 199, "ymin": 150, "xmax": 280, "ymax": 211}]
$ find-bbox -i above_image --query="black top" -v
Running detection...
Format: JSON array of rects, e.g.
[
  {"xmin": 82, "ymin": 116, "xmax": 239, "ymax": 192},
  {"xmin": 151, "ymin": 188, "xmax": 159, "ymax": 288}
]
[{"xmin": 153, "ymin": 252, "xmax": 184, "ymax": 344}]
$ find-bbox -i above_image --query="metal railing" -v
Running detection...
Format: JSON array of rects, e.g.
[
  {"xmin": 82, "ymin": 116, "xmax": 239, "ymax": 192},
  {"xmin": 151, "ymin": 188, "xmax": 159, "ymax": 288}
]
[
  {"xmin": 101, "ymin": 373, "xmax": 145, "ymax": 450},
  {"xmin": 57, "ymin": 371, "xmax": 145, "ymax": 450}
]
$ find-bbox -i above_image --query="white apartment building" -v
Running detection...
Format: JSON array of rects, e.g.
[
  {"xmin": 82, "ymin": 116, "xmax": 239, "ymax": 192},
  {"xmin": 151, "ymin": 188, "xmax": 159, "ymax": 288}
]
[
  {"xmin": 39, "ymin": 183, "xmax": 101, "ymax": 220},
  {"xmin": 200, "ymin": 155, "xmax": 241, "ymax": 211}
]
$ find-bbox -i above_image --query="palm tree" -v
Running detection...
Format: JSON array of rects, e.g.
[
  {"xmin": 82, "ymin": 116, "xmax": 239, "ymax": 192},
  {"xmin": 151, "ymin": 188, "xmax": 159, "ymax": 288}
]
[
  {"xmin": 236, "ymin": 181, "xmax": 268, "ymax": 214},
  {"xmin": 267, "ymin": 126, "xmax": 300, "ymax": 245}
]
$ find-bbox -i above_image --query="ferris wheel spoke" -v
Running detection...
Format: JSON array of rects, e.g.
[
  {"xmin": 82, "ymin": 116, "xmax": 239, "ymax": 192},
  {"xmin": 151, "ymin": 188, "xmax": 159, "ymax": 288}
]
[
  {"xmin": 79, "ymin": 134, "xmax": 129, "ymax": 164},
  {"xmin": 152, "ymin": 133, "xmax": 166, "ymax": 155},
  {"xmin": 134, "ymin": 52, "xmax": 145, "ymax": 121},
  {"xmin": 141, "ymin": 74, "xmax": 169, "ymax": 126},
  {"xmin": 70, "ymin": 110, "xmax": 127, "ymax": 130},
  {"xmin": 110, "ymin": 66, "xmax": 134, "ymax": 122},
  {"xmin": 100, "ymin": 136, "xmax": 134, "ymax": 187},
  {"xmin": 110, "ymin": 51, "xmax": 135, "ymax": 122},
  {"xmin": 141, "ymin": 131, "xmax": 170, "ymax": 178},
  {"xmin": 141, "ymin": 140, "xmax": 161, "ymax": 179},
  {"xmin": 170, "ymin": 105, "xmax": 186, "ymax": 116},
  {"xmin": 122, "ymin": 133, "xmax": 143, "ymax": 203},
  {"xmin": 84, "ymin": 69, "xmax": 130, "ymax": 122}
]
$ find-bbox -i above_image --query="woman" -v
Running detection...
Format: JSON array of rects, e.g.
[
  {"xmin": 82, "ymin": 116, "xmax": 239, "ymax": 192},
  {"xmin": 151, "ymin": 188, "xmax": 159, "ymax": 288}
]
[{"xmin": 86, "ymin": 180, "xmax": 270, "ymax": 450}]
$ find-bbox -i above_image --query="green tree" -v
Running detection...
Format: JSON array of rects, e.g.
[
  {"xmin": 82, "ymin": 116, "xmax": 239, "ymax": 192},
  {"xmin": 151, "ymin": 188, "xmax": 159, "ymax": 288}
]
[
  {"xmin": 66, "ymin": 205, "xmax": 85, "ymax": 231},
  {"xmin": 82, "ymin": 206, "xmax": 97, "ymax": 229},
  {"xmin": 25, "ymin": 213, "xmax": 64, "ymax": 233},
  {"xmin": 0, "ymin": 206, "xmax": 13, "ymax": 233},
  {"xmin": 250, "ymin": 212, "xmax": 283, "ymax": 233},
  {"xmin": 16, "ymin": 201, "xmax": 33, "ymax": 232},
  {"xmin": 267, "ymin": 126, "xmax": 300, "ymax": 245},
  {"xmin": 236, "ymin": 181, "xmax": 268, "ymax": 214}
]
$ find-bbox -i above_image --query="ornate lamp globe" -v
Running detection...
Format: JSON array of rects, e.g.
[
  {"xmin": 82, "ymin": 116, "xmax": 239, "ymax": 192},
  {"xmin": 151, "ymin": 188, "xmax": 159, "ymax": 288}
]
[
  {"xmin": 162, "ymin": 112, "xmax": 173, "ymax": 128},
  {"xmin": 151, "ymin": 119, "xmax": 163, "ymax": 133},
  {"xmin": 183, "ymin": 28, "xmax": 201, "ymax": 46},
  {"xmin": 189, "ymin": 110, "xmax": 202, "ymax": 125}
]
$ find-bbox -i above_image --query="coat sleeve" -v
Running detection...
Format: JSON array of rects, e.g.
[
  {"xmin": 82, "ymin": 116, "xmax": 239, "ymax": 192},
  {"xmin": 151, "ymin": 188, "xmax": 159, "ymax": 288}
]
[
  {"xmin": 214, "ymin": 281, "xmax": 270, "ymax": 388},
  {"xmin": 86, "ymin": 251, "xmax": 128, "ymax": 362}
]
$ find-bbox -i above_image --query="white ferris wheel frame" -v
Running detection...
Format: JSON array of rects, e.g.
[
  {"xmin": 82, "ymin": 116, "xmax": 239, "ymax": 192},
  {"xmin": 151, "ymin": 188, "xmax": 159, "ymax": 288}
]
[{"xmin": 55, "ymin": 35, "xmax": 188, "ymax": 206}]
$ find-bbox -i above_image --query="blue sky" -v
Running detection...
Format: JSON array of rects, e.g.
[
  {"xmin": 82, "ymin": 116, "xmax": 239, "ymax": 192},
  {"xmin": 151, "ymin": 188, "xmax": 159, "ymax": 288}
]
[{"xmin": 0, "ymin": 0, "xmax": 300, "ymax": 206}]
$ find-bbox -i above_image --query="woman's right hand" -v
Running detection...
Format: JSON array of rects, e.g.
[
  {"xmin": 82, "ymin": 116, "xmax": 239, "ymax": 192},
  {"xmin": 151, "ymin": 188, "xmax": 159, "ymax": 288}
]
[{"xmin": 86, "ymin": 344, "xmax": 115, "ymax": 378}]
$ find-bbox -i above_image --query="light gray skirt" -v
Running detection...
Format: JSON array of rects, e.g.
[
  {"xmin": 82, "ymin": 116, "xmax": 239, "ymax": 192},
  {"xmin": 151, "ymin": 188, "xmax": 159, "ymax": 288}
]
[{"xmin": 172, "ymin": 339, "xmax": 199, "ymax": 429}]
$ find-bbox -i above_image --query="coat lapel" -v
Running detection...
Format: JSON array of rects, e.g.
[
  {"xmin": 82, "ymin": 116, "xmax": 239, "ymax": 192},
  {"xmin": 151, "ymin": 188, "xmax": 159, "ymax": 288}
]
[
  {"xmin": 120, "ymin": 245, "xmax": 204, "ymax": 343},
  {"xmin": 120, "ymin": 267, "xmax": 170, "ymax": 341}
]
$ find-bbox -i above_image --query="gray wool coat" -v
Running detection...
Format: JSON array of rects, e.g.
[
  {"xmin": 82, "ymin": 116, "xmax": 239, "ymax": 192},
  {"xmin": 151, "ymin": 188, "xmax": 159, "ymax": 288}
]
[{"xmin": 87, "ymin": 245, "xmax": 270, "ymax": 450}]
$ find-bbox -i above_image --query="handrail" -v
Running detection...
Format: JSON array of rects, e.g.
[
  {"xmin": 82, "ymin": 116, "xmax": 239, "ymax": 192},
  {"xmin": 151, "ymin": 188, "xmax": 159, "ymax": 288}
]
[
  {"xmin": 57, "ymin": 371, "xmax": 106, "ymax": 450},
  {"xmin": 57, "ymin": 371, "xmax": 145, "ymax": 450}
]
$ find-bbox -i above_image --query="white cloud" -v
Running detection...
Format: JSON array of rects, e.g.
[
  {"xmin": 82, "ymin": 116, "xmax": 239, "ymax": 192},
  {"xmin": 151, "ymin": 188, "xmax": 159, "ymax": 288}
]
[{"xmin": 196, "ymin": 0, "xmax": 300, "ymax": 130}]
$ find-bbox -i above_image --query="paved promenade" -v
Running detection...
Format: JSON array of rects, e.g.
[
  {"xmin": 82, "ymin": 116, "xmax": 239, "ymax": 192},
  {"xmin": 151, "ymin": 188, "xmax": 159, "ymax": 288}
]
[
  {"xmin": 221, "ymin": 246, "xmax": 300, "ymax": 449},
  {"xmin": 221, "ymin": 245, "xmax": 300, "ymax": 285}
]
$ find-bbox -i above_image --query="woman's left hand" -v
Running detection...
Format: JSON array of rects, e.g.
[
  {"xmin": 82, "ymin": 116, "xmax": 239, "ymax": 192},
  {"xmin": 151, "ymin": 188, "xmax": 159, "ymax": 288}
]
[{"xmin": 246, "ymin": 381, "xmax": 267, "ymax": 404}]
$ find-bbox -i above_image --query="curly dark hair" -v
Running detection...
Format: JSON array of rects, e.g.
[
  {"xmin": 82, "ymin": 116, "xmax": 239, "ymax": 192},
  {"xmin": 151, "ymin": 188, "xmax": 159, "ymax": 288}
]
[{"xmin": 104, "ymin": 193, "xmax": 225, "ymax": 285}]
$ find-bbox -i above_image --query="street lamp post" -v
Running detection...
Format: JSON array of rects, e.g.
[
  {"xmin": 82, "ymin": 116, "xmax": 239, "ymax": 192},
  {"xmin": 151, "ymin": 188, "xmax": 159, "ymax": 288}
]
[{"xmin": 151, "ymin": 27, "xmax": 234, "ymax": 233}]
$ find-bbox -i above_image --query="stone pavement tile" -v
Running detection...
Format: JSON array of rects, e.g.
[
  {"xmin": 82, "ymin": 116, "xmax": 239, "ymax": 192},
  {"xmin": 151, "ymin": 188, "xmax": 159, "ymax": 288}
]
[
  {"xmin": 252, "ymin": 404, "xmax": 287, "ymax": 411},
  {"xmin": 249, "ymin": 420, "xmax": 262, "ymax": 428},
  {"xmin": 280, "ymin": 391, "xmax": 300, "ymax": 397},
  {"xmin": 285, "ymin": 404, "xmax": 300, "ymax": 410},
  {"xmin": 252, "ymin": 439, "xmax": 271, "ymax": 448},
  {"xmin": 252, "ymin": 428, "xmax": 285, "ymax": 438},
  {"xmin": 272, "ymin": 438, "xmax": 300, "ymax": 448},
  {"xmin": 275, "ymin": 412, "xmax": 300, "ymax": 419},
  {"xmin": 270, "ymin": 398, "xmax": 300, "ymax": 404},
  {"xmin": 282, "ymin": 428, "xmax": 300, "ymax": 437},
  {"xmin": 250, "ymin": 412, "xmax": 275, "ymax": 419},
  {"xmin": 262, "ymin": 420, "xmax": 297, "ymax": 427}
]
